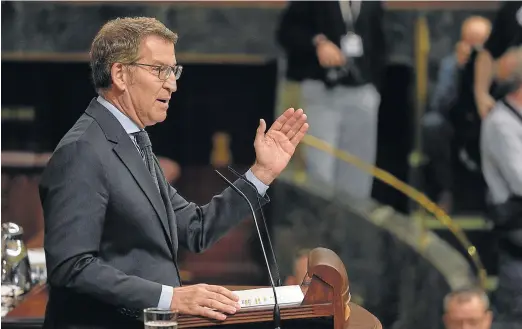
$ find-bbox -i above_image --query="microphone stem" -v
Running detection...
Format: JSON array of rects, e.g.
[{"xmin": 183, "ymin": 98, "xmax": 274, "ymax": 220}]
[
  {"xmin": 227, "ymin": 166, "xmax": 282, "ymax": 286},
  {"xmin": 215, "ymin": 170, "xmax": 282, "ymax": 329}
]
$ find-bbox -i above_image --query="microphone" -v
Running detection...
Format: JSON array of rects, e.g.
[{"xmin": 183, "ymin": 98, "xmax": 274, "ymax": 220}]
[
  {"xmin": 226, "ymin": 166, "xmax": 282, "ymax": 287},
  {"xmin": 214, "ymin": 170, "xmax": 281, "ymax": 329}
]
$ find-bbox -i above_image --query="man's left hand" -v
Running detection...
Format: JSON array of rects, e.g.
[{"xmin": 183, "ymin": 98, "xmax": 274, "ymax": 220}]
[{"xmin": 251, "ymin": 108, "xmax": 308, "ymax": 185}]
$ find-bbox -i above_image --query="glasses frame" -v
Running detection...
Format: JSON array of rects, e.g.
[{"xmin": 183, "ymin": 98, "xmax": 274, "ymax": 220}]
[{"xmin": 130, "ymin": 62, "xmax": 183, "ymax": 81}]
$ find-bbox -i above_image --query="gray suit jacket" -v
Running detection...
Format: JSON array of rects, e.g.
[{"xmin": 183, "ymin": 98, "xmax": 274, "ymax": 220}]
[{"xmin": 39, "ymin": 98, "xmax": 268, "ymax": 329}]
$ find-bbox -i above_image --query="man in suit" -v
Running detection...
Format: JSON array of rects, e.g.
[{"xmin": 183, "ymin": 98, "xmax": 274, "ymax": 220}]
[
  {"xmin": 39, "ymin": 17, "xmax": 308, "ymax": 329},
  {"xmin": 276, "ymin": 1, "xmax": 386, "ymax": 199}
]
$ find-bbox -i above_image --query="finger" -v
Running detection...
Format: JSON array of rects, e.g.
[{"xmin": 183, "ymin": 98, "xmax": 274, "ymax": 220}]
[
  {"xmin": 197, "ymin": 306, "xmax": 227, "ymax": 321},
  {"xmin": 290, "ymin": 122, "xmax": 309, "ymax": 146},
  {"xmin": 208, "ymin": 291, "xmax": 240, "ymax": 311},
  {"xmin": 270, "ymin": 108, "xmax": 295, "ymax": 131},
  {"xmin": 278, "ymin": 108, "xmax": 304, "ymax": 135},
  {"xmin": 255, "ymin": 118, "xmax": 267, "ymax": 137},
  {"xmin": 203, "ymin": 296, "xmax": 237, "ymax": 314},
  {"xmin": 207, "ymin": 285, "xmax": 240, "ymax": 303},
  {"xmin": 199, "ymin": 298, "xmax": 237, "ymax": 314},
  {"xmin": 285, "ymin": 113, "xmax": 307, "ymax": 140}
]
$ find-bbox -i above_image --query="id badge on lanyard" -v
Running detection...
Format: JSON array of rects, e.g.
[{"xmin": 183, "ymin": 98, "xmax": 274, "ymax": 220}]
[{"xmin": 339, "ymin": 1, "xmax": 364, "ymax": 58}]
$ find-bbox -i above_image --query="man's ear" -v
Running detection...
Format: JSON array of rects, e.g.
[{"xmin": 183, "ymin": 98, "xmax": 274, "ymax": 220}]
[{"xmin": 111, "ymin": 62, "xmax": 126, "ymax": 92}]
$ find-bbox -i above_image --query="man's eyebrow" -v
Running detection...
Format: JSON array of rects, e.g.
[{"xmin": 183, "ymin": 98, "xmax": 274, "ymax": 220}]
[{"xmin": 152, "ymin": 60, "xmax": 177, "ymax": 66}]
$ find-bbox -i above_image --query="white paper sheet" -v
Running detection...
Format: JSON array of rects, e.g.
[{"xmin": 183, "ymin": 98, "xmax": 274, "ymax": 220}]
[{"xmin": 233, "ymin": 285, "xmax": 304, "ymax": 309}]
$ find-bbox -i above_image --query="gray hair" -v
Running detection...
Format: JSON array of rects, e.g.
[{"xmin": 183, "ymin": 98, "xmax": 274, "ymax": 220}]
[
  {"xmin": 505, "ymin": 46, "xmax": 522, "ymax": 86},
  {"xmin": 443, "ymin": 286, "xmax": 490, "ymax": 312}
]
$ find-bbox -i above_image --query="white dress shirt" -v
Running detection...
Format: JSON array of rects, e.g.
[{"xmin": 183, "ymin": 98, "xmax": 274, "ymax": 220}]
[{"xmin": 481, "ymin": 98, "xmax": 522, "ymax": 204}]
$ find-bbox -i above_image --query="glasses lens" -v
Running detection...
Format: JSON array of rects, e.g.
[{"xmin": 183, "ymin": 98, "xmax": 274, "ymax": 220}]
[
  {"xmin": 174, "ymin": 66, "xmax": 182, "ymax": 80},
  {"xmin": 159, "ymin": 66, "xmax": 171, "ymax": 80}
]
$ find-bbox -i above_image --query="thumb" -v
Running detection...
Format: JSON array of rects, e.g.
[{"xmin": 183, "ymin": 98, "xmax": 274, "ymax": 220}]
[{"xmin": 255, "ymin": 119, "xmax": 266, "ymax": 141}]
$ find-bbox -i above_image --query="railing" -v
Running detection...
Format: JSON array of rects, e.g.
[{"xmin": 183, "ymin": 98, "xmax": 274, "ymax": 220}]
[{"xmin": 299, "ymin": 134, "xmax": 487, "ymax": 289}]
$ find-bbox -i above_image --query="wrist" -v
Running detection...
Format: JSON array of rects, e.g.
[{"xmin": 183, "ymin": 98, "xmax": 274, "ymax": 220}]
[
  {"xmin": 251, "ymin": 163, "xmax": 276, "ymax": 186},
  {"xmin": 170, "ymin": 287, "xmax": 178, "ymax": 311}
]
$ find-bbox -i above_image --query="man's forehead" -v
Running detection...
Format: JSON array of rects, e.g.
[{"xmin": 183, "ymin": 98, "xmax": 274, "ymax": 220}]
[
  {"xmin": 447, "ymin": 296, "xmax": 487, "ymax": 313},
  {"xmin": 139, "ymin": 36, "xmax": 177, "ymax": 65}
]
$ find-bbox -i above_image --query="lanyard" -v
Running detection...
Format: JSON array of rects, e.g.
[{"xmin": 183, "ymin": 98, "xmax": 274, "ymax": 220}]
[{"xmin": 339, "ymin": 0, "xmax": 360, "ymax": 32}]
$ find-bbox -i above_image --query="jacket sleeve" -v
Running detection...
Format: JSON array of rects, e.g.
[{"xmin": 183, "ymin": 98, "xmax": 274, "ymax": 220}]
[
  {"xmin": 169, "ymin": 174, "xmax": 269, "ymax": 253},
  {"xmin": 40, "ymin": 141, "xmax": 163, "ymax": 310}
]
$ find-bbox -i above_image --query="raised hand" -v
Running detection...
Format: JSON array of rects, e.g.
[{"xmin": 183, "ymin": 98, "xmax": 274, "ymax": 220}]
[{"xmin": 251, "ymin": 108, "xmax": 309, "ymax": 185}]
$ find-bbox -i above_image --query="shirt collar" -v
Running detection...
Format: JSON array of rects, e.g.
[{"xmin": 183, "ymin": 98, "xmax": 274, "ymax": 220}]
[{"xmin": 96, "ymin": 96, "xmax": 141, "ymax": 134}]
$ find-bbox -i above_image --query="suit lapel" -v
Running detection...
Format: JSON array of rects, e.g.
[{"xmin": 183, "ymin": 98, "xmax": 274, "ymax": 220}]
[{"xmin": 84, "ymin": 99, "xmax": 173, "ymax": 249}]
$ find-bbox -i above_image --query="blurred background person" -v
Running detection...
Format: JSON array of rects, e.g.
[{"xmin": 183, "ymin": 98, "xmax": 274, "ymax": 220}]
[
  {"xmin": 481, "ymin": 46, "xmax": 522, "ymax": 325},
  {"xmin": 276, "ymin": 0, "xmax": 386, "ymax": 199},
  {"xmin": 284, "ymin": 248, "xmax": 310, "ymax": 285},
  {"xmin": 475, "ymin": 1, "xmax": 522, "ymax": 119},
  {"xmin": 422, "ymin": 16, "xmax": 491, "ymax": 213},
  {"xmin": 443, "ymin": 287, "xmax": 492, "ymax": 329}
]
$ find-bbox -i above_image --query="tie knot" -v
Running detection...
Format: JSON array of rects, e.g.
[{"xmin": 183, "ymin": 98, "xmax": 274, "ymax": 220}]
[{"xmin": 133, "ymin": 130, "xmax": 151, "ymax": 148}]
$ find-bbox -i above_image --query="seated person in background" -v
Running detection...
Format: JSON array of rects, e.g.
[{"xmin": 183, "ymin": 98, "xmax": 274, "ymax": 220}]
[
  {"xmin": 422, "ymin": 16, "xmax": 491, "ymax": 213},
  {"xmin": 284, "ymin": 248, "xmax": 310, "ymax": 285},
  {"xmin": 481, "ymin": 46, "xmax": 522, "ymax": 323},
  {"xmin": 443, "ymin": 287, "xmax": 492, "ymax": 329}
]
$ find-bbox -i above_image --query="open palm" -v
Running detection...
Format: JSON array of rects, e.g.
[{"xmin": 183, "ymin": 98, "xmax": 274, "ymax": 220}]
[{"xmin": 252, "ymin": 108, "xmax": 308, "ymax": 184}]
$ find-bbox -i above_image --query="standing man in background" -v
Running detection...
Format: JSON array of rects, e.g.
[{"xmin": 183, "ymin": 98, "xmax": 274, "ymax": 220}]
[
  {"xmin": 276, "ymin": 1, "xmax": 386, "ymax": 199},
  {"xmin": 475, "ymin": 1, "xmax": 522, "ymax": 118},
  {"xmin": 39, "ymin": 16, "xmax": 308, "ymax": 329},
  {"xmin": 481, "ymin": 47, "xmax": 522, "ymax": 326}
]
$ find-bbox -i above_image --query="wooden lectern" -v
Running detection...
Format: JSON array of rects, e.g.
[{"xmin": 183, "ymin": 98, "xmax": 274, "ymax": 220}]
[
  {"xmin": 177, "ymin": 248, "xmax": 381, "ymax": 329},
  {"xmin": 3, "ymin": 248, "xmax": 381, "ymax": 329}
]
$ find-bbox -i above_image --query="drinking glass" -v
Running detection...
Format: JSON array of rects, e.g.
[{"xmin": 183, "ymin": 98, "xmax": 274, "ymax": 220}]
[{"xmin": 144, "ymin": 308, "xmax": 178, "ymax": 329}]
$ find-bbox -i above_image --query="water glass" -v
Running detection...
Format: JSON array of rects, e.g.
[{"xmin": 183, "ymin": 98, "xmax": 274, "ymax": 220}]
[{"xmin": 144, "ymin": 308, "xmax": 178, "ymax": 329}]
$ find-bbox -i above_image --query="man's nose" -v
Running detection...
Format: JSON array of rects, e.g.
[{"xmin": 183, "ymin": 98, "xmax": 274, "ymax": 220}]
[{"xmin": 164, "ymin": 75, "xmax": 177, "ymax": 93}]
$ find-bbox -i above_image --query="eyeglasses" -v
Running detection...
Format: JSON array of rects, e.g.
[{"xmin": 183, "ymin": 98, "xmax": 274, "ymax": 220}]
[{"xmin": 130, "ymin": 63, "xmax": 183, "ymax": 81}]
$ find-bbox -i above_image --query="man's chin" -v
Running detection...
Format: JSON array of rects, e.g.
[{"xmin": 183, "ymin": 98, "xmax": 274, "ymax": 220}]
[{"xmin": 155, "ymin": 112, "xmax": 168, "ymax": 123}]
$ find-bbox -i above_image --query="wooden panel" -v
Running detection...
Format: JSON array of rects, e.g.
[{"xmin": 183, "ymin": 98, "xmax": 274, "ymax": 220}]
[
  {"xmin": 1, "ymin": 52, "xmax": 269, "ymax": 64},
  {"xmin": 385, "ymin": 1, "xmax": 500, "ymax": 10},
  {"xmin": 43, "ymin": 1, "xmax": 286, "ymax": 8}
]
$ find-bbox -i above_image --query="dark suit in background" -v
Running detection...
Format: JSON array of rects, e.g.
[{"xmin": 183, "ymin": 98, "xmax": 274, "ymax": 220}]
[{"xmin": 40, "ymin": 99, "xmax": 267, "ymax": 329}]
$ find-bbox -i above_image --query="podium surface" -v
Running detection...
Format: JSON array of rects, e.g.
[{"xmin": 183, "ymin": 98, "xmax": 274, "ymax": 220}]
[{"xmin": 4, "ymin": 248, "xmax": 381, "ymax": 329}]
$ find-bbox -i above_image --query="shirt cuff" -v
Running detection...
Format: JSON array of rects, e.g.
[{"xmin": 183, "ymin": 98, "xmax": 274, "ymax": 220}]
[
  {"xmin": 158, "ymin": 285, "xmax": 173, "ymax": 309},
  {"xmin": 245, "ymin": 169, "xmax": 269, "ymax": 196}
]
